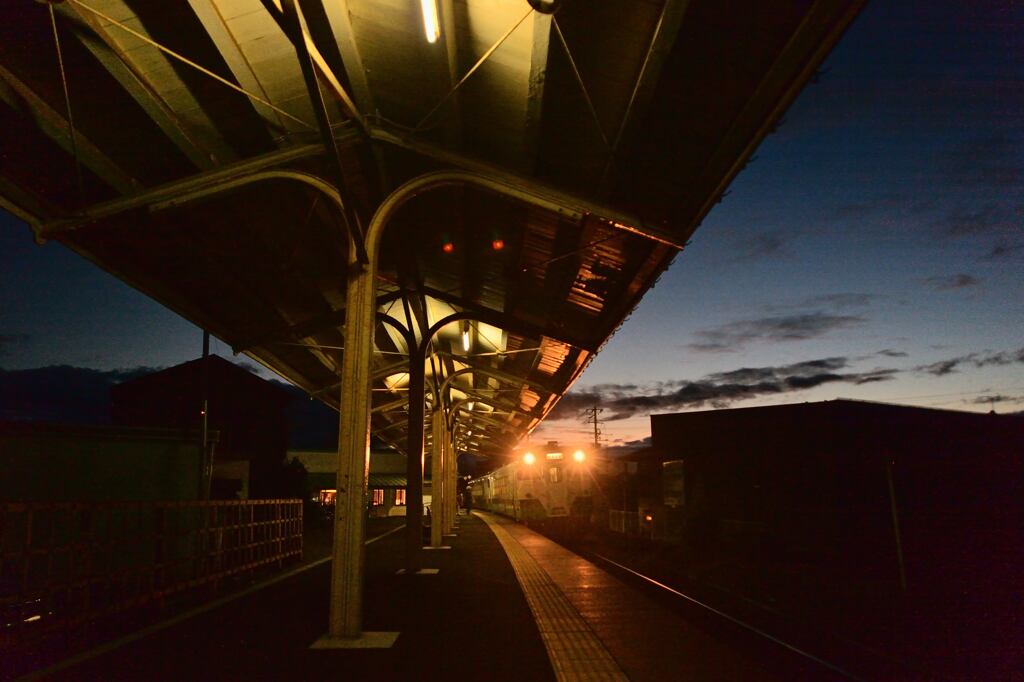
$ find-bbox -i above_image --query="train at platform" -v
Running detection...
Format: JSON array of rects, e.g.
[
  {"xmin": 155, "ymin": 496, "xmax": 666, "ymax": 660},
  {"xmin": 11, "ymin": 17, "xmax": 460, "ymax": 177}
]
[{"xmin": 469, "ymin": 443, "xmax": 594, "ymax": 533}]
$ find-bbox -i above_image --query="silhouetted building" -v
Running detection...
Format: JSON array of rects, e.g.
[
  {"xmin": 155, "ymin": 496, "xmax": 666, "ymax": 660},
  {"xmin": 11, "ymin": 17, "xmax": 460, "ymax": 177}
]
[
  {"xmin": 112, "ymin": 355, "xmax": 291, "ymax": 499},
  {"xmin": 289, "ymin": 449, "xmax": 407, "ymax": 517},
  {"xmin": 639, "ymin": 399, "xmax": 1022, "ymax": 597}
]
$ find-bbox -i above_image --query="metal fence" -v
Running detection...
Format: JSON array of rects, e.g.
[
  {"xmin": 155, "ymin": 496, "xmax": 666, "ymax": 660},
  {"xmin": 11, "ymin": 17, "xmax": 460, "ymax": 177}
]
[{"xmin": 0, "ymin": 499, "xmax": 302, "ymax": 658}]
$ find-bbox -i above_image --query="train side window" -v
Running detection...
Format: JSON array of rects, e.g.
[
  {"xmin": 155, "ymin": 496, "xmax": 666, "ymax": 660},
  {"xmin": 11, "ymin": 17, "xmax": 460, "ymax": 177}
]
[{"xmin": 548, "ymin": 466, "xmax": 561, "ymax": 483}]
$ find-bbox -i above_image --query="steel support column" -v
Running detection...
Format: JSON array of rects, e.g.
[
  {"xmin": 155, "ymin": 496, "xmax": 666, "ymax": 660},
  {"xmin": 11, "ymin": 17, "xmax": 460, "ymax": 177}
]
[
  {"xmin": 446, "ymin": 426, "xmax": 456, "ymax": 531},
  {"xmin": 443, "ymin": 415, "xmax": 449, "ymax": 532},
  {"xmin": 377, "ymin": 311, "xmax": 426, "ymax": 573},
  {"xmin": 327, "ymin": 232, "xmax": 376, "ymax": 640},
  {"xmin": 441, "ymin": 424, "xmax": 450, "ymax": 532},
  {"xmin": 430, "ymin": 408, "xmax": 445, "ymax": 548},
  {"xmin": 405, "ymin": 349, "xmax": 426, "ymax": 569}
]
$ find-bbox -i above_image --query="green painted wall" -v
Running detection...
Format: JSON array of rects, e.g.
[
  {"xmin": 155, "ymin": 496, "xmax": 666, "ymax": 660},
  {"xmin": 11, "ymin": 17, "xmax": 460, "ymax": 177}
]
[{"xmin": 0, "ymin": 423, "xmax": 203, "ymax": 501}]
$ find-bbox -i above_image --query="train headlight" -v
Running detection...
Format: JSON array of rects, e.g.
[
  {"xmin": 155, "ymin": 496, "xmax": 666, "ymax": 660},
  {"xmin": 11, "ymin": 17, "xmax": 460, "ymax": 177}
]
[
  {"xmin": 573, "ymin": 449, "xmax": 586, "ymax": 463},
  {"xmin": 523, "ymin": 452, "xmax": 536, "ymax": 465}
]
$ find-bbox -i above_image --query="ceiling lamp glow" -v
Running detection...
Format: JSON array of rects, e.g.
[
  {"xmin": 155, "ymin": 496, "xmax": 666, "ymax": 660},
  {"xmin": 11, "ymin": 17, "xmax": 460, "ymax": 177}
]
[{"xmin": 420, "ymin": 0, "xmax": 440, "ymax": 44}]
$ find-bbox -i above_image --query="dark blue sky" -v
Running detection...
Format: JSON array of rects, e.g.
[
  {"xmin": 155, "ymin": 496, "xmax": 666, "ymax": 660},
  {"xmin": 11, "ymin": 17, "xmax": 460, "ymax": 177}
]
[
  {"xmin": 2, "ymin": 1, "xmax": 1021, "ymax": 447},
  {"xmin": 540, "ymin": 0, "xmax": 1023, "ymax": 445}
]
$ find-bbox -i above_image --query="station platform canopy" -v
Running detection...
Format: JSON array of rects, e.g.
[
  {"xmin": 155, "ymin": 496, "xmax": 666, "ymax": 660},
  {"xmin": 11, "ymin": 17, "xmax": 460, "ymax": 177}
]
[{"xmin": 0, "ymin": 0, "xmax": 863, "ymax": 464}]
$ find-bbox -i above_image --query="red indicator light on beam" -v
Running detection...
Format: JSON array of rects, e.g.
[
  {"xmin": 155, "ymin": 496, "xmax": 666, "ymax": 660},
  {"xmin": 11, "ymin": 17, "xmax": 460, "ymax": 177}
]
[
  {"xmin": 492, "ymin": 239, "xmax": 505, "ymax": 251},
  {"xmin": 442, "ymin": 242, "xmax": 454, "ymax": 254}
]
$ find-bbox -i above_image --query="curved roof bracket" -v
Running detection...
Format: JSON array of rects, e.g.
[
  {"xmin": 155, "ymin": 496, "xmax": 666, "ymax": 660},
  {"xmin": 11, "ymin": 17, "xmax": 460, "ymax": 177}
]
[{"xmin": 437, "ymin": 366, "xmax": 552, "ymax": 405}]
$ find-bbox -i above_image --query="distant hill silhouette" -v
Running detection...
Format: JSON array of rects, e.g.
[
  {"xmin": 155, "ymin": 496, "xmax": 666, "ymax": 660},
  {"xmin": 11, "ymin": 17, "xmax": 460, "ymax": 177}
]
[{"xmin": 0, "ymin": 365, "xmax": 153, "ymax": 424}]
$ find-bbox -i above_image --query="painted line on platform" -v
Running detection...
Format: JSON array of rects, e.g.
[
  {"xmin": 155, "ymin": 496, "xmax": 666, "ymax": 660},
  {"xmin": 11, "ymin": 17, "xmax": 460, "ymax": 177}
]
[
  {"xmin": 475, "ymin": 511, "xmax": 628, "ymax": 682},
  {"xmin": 366, "ymin": 523, "xmax": 405, "ymax": 545},
  {"xmin": 19, "ymin": 523, "xmax": 406, "ymax": 681}
]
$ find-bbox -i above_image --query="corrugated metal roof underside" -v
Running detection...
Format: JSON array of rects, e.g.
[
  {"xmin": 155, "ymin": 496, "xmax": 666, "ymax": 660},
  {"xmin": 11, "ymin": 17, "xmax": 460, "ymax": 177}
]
[{"xmin": 0, "ymin": 0, "xmax": 864, "ymax": 466}]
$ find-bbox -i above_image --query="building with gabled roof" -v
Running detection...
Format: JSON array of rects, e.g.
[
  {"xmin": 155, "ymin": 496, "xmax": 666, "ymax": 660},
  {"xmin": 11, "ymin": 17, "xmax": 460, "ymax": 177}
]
[{"xmin": 112, "ymin": 355, "xmax": 292, "ymax": 498}]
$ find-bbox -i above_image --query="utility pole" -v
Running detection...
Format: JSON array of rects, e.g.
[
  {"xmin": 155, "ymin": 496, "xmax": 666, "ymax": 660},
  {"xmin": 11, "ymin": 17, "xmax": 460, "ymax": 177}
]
[
  {"xmin": 201, "ymin": 330, "xmax": 210, "ymax": 499},
  {"xmin": 582, "ymin": 405, "xmax": 603, "ymax": 448}
]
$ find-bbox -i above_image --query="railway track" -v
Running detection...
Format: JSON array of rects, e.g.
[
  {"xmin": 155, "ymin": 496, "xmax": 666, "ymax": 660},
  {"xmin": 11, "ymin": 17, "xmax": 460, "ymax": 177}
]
[{"xmin": 553, "ymin": 536, "xmax": 944, "ymax": 681}]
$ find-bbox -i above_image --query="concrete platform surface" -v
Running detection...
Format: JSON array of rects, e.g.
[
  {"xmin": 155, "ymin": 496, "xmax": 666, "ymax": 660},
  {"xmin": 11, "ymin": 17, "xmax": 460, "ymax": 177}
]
[{"xmin": 22, "ymin": 514, "xmax": 553, "ymax": 682}]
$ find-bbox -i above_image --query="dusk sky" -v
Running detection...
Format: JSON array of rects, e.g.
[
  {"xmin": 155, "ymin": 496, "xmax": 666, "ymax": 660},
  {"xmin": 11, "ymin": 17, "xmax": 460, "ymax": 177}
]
[{"xmin": 2, "ymin": 1, "xmax": 1021, "ymax": 450}]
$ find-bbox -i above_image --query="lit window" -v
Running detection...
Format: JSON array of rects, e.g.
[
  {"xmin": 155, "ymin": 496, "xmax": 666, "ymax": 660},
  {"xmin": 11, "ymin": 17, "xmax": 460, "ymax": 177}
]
[
  {"xmin": 319, "ymin": 489, "xmax": 337, "ymax": 505},
  {"xmin": 371, "ymin": 488, "xmax": 385, "ymax": 506},
  {"xmin": 394, "ymin": 489, "xmax": 407, "ymax": 506}
]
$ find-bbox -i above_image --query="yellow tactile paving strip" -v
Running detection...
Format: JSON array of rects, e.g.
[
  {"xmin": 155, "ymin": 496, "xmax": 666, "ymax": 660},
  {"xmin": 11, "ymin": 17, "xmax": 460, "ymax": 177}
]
[{"xmin": 477, "ymin": 512, "xmax": 629, "ymax": 682}]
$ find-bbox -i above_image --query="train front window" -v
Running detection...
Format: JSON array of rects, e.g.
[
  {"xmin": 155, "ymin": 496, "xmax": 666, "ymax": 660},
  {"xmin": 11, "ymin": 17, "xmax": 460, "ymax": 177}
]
[{"xmin": 549, "ymin": 466, "xmax": 562, "ymax": 483}]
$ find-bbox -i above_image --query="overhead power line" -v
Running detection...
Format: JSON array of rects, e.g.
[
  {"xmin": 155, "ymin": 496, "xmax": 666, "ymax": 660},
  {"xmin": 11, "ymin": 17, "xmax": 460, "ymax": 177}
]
[{"xmin": 581, "ymin": 405, "xmax": 603, "ymax": 449}]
